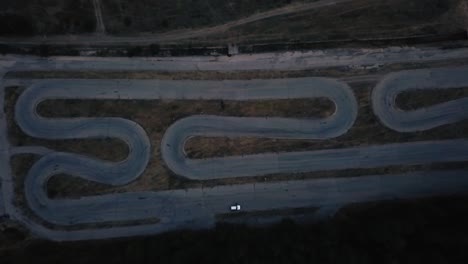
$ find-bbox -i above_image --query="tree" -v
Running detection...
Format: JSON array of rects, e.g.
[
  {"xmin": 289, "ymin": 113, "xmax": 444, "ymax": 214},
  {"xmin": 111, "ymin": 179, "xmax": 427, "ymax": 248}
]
[
  {"xmin": 149, "ymin": 44, "xmax": 160, "ymax": 55},
  {"xmin": 38, "ymin": 44, "xmax": 50, "ymax": 57}
]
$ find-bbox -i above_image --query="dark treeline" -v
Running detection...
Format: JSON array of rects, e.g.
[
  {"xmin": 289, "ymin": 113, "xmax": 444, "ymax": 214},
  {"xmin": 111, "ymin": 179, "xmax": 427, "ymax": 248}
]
[{"xmin": 2, "ymin": 195, "xmax": 468, "ymax": 264}]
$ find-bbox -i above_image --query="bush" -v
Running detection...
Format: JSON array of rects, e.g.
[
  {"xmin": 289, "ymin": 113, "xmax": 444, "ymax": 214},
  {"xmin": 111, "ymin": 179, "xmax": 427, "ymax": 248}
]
[
  {"xmin": 0, "ymin": 14, "xmax": 35, "ymax": 36},
  {"xmin": 126, "ymin": 46, "xmax": 143, "ymax": 57}
]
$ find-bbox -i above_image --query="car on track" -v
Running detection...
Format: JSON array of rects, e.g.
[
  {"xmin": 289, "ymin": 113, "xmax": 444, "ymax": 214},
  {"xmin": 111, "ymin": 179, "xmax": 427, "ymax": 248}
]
[{"xmin": 230, "ymin": 203, "xmax": 241, "ymax": 211}]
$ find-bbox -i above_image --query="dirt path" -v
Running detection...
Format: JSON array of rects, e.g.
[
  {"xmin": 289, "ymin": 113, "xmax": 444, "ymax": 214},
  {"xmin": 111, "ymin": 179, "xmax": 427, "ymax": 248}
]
[{"xmin": 92, "ymin": 0, "xmax": 106, "ymax": 34}]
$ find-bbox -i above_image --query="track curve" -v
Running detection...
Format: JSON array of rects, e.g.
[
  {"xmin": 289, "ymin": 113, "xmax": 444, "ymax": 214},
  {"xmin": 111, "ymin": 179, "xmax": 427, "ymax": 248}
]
[
  {"xmin": 372, "ymin": 66, "xmax": 468, "ymax": 132},
  {"xmin": 16, "ymin": 81, "xmax": 151, "ymax": 224},
  {"xmin": 161, "ymin": 77, "xmax": 358, "ymax": 179}
]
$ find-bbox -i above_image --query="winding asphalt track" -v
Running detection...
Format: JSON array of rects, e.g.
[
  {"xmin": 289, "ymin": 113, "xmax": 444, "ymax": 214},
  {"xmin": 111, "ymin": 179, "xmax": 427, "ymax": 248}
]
[
  {"xmin": 373, "ymin": 66, "xmax": 468, "ymax": 132},
  {"xmin": 162, "ymin": 66, "xmax": 468, "ymax": 179},
  {"xmin": 16, "ymin": 77, "xmax": 356, "ymax": 224},
  {"xmin": 161, "ymin": 77, "xmax": 358, "ymax": 178},
  {"xmin": 0, "ymin": 53, "xmax": 466, "ymax": 240},
  {"xmin": 13, "ymin": 69, "xmax": 468, "ymax": 230}
]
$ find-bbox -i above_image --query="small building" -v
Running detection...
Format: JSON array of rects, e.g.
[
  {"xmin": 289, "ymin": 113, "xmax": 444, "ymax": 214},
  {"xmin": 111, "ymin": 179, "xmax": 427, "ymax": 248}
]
[{"xmin": 228, "ymin": 43, "xmax": 239, "ymax": 56}]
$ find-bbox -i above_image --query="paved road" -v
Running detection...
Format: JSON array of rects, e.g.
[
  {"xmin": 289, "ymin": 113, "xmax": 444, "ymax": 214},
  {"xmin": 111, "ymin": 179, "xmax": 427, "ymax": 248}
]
[
  {"xmin": 10, "ymin": 170, "xmax": 468, "ymax": 241},
  {"xmin": 4, "ymin": 46, "xmax": 468, "ymax": 72}
]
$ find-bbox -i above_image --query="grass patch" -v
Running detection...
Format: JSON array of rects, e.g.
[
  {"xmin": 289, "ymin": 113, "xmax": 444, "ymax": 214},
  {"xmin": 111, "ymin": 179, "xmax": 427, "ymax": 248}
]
[
  {"xmin": 195, "ymin": 0, "xmax": 464, "ymax": 44},
  {"xmin": 396, "ymin": 86, "xmax": 468, "ymax": 110},
  {"xmin": 100, "ymin": 0, "xmax": 307, "ymax": 34}
]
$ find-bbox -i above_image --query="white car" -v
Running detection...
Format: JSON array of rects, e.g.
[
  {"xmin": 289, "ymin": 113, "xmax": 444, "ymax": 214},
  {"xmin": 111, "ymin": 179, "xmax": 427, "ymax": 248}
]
[{"xmin": 230, "ymin": 204, "xmax": 241, "ymax": 211}]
